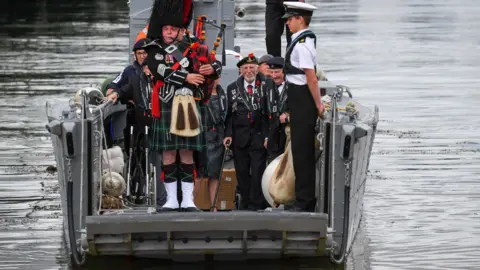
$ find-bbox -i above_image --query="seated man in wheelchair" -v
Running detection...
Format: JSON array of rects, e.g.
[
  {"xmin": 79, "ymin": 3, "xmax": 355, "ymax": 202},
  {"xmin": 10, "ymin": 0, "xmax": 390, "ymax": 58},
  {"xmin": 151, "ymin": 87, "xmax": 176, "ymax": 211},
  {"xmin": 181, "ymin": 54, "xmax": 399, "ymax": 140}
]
[{"xmin": 106, "ymin": 56, "xmax": 167, "ymax": 207}]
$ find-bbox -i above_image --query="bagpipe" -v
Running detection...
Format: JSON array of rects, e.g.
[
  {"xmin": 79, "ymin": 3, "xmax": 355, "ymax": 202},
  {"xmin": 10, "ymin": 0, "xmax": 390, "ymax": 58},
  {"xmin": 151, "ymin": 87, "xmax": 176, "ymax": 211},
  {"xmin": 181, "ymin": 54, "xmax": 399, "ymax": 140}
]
[
  {"xmin": 151, "ymin": 16, "xmax": 227, "ymax": 138},
  {"xmin": 190, "ymin": 15, "xmax": 226, "ymax": 104},
  {"xmin": 170, "ymin": 16, "xmax": 227, "ymax": 138}
]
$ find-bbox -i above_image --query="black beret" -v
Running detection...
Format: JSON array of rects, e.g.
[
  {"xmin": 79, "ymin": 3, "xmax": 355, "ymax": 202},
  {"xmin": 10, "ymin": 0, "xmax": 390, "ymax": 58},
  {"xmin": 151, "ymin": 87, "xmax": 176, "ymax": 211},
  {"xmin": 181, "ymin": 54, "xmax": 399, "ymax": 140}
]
[
  {"xmin": 266, "ymin": 56, "xmax": 285, "ymax": 69},
  {"xmin": 237, "ymin": 53, "xmax": 258, "ymax": 68}
]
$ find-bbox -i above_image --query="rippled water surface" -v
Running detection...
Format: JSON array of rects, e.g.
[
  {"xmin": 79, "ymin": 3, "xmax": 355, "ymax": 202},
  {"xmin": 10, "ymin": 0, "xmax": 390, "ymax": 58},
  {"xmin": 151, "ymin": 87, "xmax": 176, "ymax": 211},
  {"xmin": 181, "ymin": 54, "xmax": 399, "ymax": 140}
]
[{"xmin": 1, "ymin": 0, "xmax": 479, "ymax": 269}]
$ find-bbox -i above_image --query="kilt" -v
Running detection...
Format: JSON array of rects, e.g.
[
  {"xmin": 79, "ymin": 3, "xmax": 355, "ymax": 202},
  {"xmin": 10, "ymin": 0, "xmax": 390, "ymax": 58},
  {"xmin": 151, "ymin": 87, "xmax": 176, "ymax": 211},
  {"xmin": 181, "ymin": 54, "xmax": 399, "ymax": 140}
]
[{"xmin": 150, "ymin": 99, "xmax": 207, "ymax": 152}]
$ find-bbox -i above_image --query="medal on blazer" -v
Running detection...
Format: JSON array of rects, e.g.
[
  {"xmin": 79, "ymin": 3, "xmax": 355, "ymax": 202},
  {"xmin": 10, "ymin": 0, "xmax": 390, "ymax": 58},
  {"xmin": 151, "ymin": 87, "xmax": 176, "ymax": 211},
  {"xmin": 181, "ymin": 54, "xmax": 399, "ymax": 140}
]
[{"xmin": 165, "ymin": 55, "xmax": 174, "ymax": 64}]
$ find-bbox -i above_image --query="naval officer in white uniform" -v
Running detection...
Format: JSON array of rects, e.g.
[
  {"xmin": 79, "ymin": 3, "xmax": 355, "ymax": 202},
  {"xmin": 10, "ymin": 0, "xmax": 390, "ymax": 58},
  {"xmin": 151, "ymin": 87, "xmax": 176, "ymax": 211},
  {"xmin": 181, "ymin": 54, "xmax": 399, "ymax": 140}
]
[{"xmin": 282, "ymin": 1, "xmax": 325, "ymax": 212}]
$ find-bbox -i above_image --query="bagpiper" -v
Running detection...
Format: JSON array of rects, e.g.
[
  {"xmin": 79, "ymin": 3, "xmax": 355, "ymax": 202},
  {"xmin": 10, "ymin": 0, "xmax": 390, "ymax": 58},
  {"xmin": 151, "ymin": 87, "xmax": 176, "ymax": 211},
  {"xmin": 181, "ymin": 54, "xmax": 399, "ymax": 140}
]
[{"xmin": 143, "ymin": 0, "xmax": 222, "ymax": 212}]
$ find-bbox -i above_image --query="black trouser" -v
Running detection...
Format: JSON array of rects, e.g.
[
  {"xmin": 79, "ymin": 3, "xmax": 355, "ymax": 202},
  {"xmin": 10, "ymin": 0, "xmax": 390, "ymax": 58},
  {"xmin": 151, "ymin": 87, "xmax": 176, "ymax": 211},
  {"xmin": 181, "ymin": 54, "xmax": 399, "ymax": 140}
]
[
  {"xmin": 265, "ymin": 3, "xmax": 293, "ymax": 57},
  {"xmin": 287, "ymin": 83, "xmax": 317, "ymax": 210},
  {"xmin": 268, "ymin": 151, "xmax": 282, "ymax": 164},
  {"xmin": 267, "ymin": 124, "xmax": 287, "ymax": 163},
  {"xmin": 267, "ymin": 139, "xmax": 284, "ymax": 163},
  {"xmin": 233, "ymin": 137, "xmax": 268, "ymax": 210}
]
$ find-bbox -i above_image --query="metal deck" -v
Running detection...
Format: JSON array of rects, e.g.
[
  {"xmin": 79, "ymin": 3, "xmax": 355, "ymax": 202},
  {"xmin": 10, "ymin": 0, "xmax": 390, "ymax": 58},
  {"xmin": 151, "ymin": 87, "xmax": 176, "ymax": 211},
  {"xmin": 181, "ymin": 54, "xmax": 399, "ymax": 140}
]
[{"xmin": 85, "ymin": 210, "xmax": 329, "ymax": 258}]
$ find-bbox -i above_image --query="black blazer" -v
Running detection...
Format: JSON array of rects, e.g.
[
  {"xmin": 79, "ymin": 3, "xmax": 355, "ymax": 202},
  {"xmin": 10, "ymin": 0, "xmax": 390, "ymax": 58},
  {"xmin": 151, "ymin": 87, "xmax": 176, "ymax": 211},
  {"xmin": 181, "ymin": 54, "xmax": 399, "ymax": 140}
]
[
  {"xmin": 267, "ymin": 83, "xmax": 288, "ymax": 154},
  {"xmin": 224, "ymin": 74, "xmax": 271, "ymax": 149}
]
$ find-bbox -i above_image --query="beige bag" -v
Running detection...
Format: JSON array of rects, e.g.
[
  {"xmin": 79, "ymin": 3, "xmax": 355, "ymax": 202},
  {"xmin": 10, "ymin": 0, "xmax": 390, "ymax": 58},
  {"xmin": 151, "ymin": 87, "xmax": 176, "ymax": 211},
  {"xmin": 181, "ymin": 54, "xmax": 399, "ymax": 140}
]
[
  {"xmin": 268, "ymin": 125, "xmax": 296, "ymax": 206},
  {"xmin": 170, "ymin": 87, "xmax": 200, "ymax": 137}
]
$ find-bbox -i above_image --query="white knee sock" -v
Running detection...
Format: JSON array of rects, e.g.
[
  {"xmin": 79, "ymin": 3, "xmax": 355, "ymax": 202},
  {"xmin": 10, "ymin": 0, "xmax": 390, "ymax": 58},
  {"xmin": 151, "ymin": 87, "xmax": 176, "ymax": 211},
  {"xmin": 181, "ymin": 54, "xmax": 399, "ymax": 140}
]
[
  {"xmin": 163, "ymin": 181, "xmax": 179, "ymax": 209},
  {"xmin": 180, "ymin": 182, "xmax": 197, "ymax": 208}
]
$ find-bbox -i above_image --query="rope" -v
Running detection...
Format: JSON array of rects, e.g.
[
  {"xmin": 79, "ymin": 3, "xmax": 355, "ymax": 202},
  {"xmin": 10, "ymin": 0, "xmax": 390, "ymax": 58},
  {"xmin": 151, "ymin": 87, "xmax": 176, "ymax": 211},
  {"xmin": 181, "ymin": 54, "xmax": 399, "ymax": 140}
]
[{"xmin": 322, "ymin": 97, "xmax": 358, "ymax": 117}]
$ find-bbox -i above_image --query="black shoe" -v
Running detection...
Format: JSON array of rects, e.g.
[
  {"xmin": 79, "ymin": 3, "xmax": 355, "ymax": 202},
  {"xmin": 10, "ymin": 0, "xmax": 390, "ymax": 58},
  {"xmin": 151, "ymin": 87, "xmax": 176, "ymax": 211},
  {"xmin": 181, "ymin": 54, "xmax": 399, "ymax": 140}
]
[
  {"xmin": 238, "ymin": 201, "xmax": 249, "ymax": 211},
  {"xmin": 181, "ymin": 207, "xmax": 201, "ymax": 212},
  {"xmin": 283, "ymin": 202, "xmax": 295, "ymax": 211},
  {"xmin": 247, "ymin": 203, "xmax": 265, "ymax": 211}
]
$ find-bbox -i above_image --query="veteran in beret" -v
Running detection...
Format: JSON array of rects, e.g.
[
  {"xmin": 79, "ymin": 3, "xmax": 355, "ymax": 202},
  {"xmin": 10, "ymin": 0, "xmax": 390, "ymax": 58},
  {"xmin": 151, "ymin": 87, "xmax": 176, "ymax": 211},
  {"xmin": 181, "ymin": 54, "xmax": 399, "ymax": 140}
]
[
  {"xmin": 264, "ymin": 57, "xmax": 288, "ymax": 163},
  {"xmin": 223, "ymin": 53, "xmax": 274, "ymax": 211}
]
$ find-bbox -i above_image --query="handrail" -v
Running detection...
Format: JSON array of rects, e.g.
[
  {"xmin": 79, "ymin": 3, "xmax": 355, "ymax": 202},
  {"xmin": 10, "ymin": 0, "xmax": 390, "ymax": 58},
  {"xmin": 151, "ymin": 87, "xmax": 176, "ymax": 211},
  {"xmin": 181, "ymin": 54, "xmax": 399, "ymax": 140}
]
[
  {"xmin": 329, "ymin": 92, "xmax": 337, "ymax": 229},
  {"xmin": 91, "ymin": 99, "xmax": 114, "ymax": 114},
  {"xmin": 79, "ymin": 91, "xmax": 86, "ymax": 239}
]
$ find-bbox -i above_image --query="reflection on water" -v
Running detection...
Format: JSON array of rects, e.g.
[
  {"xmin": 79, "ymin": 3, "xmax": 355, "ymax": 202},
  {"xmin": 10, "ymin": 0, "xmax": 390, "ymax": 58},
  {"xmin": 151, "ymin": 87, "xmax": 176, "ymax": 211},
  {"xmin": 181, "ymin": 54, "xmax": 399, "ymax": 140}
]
[{"xmin": 0, "ymin": 0, "xmax": 479, "ymax": 269}]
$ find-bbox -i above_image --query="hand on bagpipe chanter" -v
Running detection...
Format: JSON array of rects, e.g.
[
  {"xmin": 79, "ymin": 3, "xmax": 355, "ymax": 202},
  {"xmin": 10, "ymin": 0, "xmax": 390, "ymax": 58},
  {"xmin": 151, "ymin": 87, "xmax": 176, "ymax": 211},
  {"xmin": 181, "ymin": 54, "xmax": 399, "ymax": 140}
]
[{"xmin": 188, "ymin": 15, "xmax": 226, "ymax": 104}]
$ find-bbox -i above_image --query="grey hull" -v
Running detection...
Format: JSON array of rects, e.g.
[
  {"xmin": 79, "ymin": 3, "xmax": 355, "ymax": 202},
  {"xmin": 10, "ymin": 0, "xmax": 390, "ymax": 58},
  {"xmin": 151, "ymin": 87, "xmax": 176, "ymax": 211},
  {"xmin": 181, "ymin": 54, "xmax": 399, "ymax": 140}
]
[{"xmin": 86, "ymin": 210, "xmax": 329, "ymax": 259}]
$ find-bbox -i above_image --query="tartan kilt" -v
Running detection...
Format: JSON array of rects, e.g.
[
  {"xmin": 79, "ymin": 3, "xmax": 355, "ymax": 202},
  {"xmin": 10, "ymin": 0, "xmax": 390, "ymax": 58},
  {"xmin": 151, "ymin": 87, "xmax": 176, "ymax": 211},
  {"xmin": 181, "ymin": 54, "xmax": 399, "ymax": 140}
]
[{"xmin": 150, "ymin": 99, "xmax": 207, "ymax": 152}]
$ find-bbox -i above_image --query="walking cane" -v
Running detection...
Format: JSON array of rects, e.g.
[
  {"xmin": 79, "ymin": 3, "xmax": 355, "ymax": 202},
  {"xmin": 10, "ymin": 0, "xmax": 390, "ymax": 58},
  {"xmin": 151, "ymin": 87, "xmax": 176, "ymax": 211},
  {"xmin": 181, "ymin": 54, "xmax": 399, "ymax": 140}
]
[
  {"xmin": 126, "ymin": 125, "xmax": 133, "ymax": 197},
  {"xmin": 153, "ymin": 165, "xmax": 157, "ymax": 208},
  {"xmin": 210, "ymin": 142, "xmax": 230, "ymax": 212},
  {"xmin": 145, "ymin": 125, "xmax": 150, "ymax": 204}
]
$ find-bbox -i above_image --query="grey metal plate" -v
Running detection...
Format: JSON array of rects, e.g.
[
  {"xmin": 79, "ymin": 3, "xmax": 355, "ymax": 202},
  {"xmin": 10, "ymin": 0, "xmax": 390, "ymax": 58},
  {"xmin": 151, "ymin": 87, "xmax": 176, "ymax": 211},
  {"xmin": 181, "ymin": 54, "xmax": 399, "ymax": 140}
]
[{"xmin": 86, "ymin": 211, "xmax": 328, "ymax": 238}]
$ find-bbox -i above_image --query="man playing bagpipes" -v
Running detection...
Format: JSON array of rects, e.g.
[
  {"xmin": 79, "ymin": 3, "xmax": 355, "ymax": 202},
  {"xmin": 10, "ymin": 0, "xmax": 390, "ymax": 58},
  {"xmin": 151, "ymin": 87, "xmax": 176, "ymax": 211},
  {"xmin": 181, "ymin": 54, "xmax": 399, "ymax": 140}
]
[{"xmin": 143, "ymin": 0, "xmax": 223, "ymax": 212}]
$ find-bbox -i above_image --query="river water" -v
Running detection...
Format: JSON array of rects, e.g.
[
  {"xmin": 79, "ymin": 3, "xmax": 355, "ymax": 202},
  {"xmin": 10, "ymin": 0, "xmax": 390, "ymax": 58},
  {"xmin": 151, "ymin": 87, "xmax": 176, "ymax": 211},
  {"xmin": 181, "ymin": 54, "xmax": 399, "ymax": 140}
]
[{"xmin": 0, "ymin": 0, "xmax": 479, "ymax": 269}]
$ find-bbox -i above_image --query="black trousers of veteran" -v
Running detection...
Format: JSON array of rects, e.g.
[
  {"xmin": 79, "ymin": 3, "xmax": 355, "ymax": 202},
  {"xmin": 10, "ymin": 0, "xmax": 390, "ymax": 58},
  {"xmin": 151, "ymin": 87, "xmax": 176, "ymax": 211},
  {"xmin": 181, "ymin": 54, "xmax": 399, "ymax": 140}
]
[
  {"xmin": 267, "ymin": 119, "xmax": 287, "ymax": 163},
  {"xmin": 232, "ymin": 123, "xmax": 268, "ymax": 211},
  {"xmin": 286, "ymin": 82, "xmax": 317, "ymax": 210}
]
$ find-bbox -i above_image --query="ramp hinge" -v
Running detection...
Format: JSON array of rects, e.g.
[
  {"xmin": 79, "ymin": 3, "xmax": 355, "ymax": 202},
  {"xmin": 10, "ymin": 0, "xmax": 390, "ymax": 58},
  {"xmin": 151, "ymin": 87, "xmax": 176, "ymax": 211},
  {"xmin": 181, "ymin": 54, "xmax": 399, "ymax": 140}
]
[
  {"xmin": 127, "ymin": 233, "xmax": 133, "ymax": 255},
  {"xmin": 88, "ymin": 240, "xmax": 98, "ymax": 256}
]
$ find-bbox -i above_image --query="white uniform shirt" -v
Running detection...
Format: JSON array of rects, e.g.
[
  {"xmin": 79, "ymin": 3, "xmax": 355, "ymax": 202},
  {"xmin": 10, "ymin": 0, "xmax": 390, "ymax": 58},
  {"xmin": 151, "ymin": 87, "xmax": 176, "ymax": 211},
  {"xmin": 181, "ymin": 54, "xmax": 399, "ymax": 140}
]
[
  {"xmin": 277, "ymin": 82, "xmax": 285, "ymax": 96},
  {"xmin": 285, "ymin": 28, "xmax": 316, "ymax": 85}
]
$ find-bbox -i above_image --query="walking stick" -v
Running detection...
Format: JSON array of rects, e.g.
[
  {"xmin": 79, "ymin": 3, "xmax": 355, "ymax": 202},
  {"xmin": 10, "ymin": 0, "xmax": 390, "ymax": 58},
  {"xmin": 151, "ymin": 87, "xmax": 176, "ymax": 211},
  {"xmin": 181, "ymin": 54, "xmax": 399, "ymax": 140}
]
[
  {"xmin": 210, "ymin": 142, "xmax": 230, "ymax": 212},
  {"xmin": 126, "ymin": 125, "xmax": 133, "ymax": 197},
  {"xmin": 145, "ymin": 125, "xmax": 150, "ymax": 204},
  {"xmin": 153, "ymin": 165, "xmax": 157, "ymax": 208}
]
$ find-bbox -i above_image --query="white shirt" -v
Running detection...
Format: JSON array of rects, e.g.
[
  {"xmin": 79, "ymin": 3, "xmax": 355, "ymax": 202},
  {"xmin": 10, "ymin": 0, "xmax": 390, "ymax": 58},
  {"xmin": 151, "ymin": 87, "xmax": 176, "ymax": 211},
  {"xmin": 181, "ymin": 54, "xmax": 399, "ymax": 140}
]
[
  {"xmin": 243, "ymin": 80, "xmax": 254, "ymax": 91},
  {"xmin": 277, "ymin": 82, "xmax": 285, "ymax": 96},
  {"xmin": 285, "ymin": 28, "xmax": 316, "ymax": 85}
]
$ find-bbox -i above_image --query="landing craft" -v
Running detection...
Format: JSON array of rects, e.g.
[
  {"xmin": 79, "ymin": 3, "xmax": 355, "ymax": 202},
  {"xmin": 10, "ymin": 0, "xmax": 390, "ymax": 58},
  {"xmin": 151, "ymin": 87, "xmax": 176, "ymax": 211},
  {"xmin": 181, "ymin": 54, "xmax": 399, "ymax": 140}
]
[{"xmin": 44, "ymin": 0, "xmax": 379, "ymax": 266}]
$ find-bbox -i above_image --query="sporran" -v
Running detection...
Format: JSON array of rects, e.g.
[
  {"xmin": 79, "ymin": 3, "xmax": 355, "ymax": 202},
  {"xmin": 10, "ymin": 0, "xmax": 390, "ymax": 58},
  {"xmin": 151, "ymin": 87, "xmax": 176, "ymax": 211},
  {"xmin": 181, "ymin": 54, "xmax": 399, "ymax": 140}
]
[{"xmin": 170, "ymin": 87, "xmax": 201, "ymax": 137}]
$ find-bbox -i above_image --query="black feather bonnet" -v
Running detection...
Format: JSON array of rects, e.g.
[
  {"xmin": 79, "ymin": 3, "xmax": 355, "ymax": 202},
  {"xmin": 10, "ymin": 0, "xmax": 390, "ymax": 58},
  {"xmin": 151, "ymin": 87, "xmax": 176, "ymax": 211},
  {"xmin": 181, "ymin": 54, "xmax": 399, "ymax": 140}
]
[{"xmin": 147, "ymin": 0, "xmax": 193, "ymax": 40}]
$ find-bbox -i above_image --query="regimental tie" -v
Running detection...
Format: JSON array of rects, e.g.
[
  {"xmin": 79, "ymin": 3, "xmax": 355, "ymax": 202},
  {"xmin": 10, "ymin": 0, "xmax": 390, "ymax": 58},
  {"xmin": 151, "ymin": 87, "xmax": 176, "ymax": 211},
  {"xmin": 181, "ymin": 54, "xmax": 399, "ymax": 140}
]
[{"xmin": 247, "ymin": 84, "xmax": 253, "ymax": 124}]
